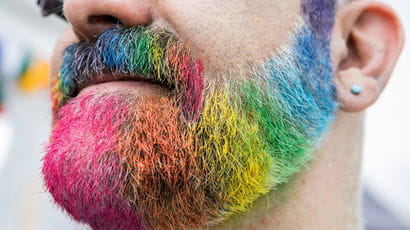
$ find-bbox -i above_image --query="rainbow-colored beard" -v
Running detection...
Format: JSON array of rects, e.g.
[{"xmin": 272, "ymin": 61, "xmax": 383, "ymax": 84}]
[{"xmin": 42, "ymin": 21, "xmax": 337, "ymax": 229}]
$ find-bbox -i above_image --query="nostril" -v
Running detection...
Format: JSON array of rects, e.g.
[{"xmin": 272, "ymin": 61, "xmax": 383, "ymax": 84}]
[{"xmin": 88, "ymin": 15, "xmax": 122, "ymax": 26}]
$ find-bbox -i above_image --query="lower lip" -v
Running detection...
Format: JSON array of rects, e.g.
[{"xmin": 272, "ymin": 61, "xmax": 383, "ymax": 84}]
[{"xmin": 78, "ymin": 81, "xmax": 169, "ymax": 97}]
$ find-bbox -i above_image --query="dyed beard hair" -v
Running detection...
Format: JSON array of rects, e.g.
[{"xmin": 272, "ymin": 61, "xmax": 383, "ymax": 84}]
[{"xmin": 43, "ymin": 14, "xmax": 337, "ymax": 230}]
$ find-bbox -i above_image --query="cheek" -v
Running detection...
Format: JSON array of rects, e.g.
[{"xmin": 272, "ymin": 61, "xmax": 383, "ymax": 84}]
[{"xmin": 155, "ymin": 0, "xmax": 302, "ymax": 71}]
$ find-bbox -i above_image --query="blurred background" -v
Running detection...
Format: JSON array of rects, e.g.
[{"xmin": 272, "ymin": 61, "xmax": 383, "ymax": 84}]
[{"xmin": 0, "ymin": 0, "xmax": 409, "ymax": 229}]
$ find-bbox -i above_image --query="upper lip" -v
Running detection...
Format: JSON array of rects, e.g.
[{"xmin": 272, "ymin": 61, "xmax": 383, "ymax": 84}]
[{"xmin": 74, "ymin": 73, "xmax": 173, "ymax": 96}]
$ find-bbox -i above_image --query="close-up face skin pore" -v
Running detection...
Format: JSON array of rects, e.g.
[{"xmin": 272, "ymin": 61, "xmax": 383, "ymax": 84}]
[{"xmin": 41, "ymin": 0, "xmax": 404, "ymax": 229}]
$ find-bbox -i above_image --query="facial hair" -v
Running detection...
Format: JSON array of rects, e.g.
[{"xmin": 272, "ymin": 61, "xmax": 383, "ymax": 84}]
[{"xmin": 43, "ymin": 19, "xmax": 337, "ymax": 230}]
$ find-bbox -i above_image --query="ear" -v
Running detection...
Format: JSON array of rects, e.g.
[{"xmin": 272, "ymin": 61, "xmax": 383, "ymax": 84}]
[{"xmin": 332, "ymin": 0, "xmax": 404, "ymax": 112}]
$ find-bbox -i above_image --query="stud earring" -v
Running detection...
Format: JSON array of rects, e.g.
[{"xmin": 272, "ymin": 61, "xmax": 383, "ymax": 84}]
[{"xmin": 350, "ymin": 84, "xmax": 362, "ymax": 95}]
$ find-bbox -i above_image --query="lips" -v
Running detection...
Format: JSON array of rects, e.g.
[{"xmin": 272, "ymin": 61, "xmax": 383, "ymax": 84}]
[
  {"xmin": 74, "ymin": 73, "xmax": 175, "ymax": 97},
  {"xmin": 53, "ymin": 27, "xmax": 205, "ymax": 119}
]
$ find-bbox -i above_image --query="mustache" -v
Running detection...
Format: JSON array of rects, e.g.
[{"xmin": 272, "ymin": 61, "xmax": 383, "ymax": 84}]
[{"xmin": 56, "ymin": 26, "xmax": 204, "ymax": 120}]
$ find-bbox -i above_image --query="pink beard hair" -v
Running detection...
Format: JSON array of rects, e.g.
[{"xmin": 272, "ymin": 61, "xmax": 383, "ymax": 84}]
[{"xmin": 42, "ymin": 91, "xmax": 218, "ymax": 229}]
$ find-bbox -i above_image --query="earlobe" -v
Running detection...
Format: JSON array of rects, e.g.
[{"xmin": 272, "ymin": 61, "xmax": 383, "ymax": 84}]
[
  {"xmin": 335, "ymin": 68, "xmax": 380, "ymax": 112},
  {"xmin": 333, "ymin": 1, "xmax": 404, "ymax": 112}
]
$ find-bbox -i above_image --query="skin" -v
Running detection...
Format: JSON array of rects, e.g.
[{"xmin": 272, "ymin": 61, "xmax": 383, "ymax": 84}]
[{"xmin": 49, "ymin": 0, "xmax": 404, "ymax": 229}]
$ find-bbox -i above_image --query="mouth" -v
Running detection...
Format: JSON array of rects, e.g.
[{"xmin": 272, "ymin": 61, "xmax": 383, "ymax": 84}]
[{"xmin": 75, "ymin": 73, "xmax": 175, "ymax": 97}]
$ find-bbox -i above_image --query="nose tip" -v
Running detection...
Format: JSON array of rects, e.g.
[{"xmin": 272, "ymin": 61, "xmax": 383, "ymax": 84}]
[{"xmin": 64, "ymin": 0, "xmax": 153, "ymax": 41}]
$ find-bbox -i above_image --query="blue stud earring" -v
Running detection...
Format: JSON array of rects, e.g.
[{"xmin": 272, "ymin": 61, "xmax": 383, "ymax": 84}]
[{"xmin": 350, "ymin": 84, "xmax": 362, "ymax": 95}]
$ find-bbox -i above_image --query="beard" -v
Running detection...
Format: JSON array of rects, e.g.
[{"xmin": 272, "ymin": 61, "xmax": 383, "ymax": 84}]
[{"xmin": 42, "ymin": 21, "xmax": 337, "ymax": 229}]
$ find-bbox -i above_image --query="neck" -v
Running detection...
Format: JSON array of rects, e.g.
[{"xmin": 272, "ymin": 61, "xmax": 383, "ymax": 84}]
[{"xmin": 215, "ymin": 111, "xmax": 364, "ymax": 229}]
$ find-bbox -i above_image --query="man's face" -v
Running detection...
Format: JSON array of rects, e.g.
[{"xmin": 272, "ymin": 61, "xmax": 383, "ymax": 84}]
[{"xmin": 43, "ymin": 0, "xmax": 338, "ymax": 229}]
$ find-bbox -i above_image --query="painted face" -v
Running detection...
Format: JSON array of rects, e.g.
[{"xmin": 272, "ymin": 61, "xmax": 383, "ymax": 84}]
[{"xmin": 43, "ymin": 0, "xmax": 338, "ymax": 229}]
